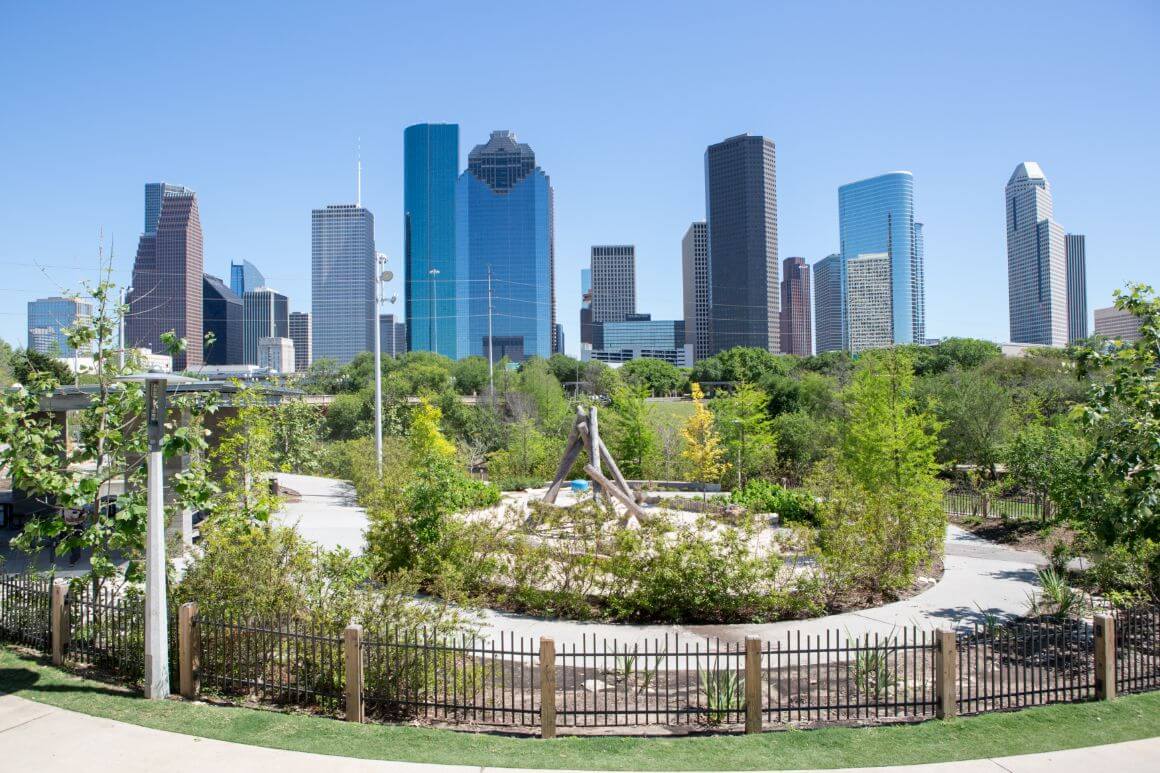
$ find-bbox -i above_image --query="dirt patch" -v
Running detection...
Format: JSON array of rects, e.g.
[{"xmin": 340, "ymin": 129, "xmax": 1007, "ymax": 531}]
[{"xmin": 949, "ymin": 513, "xmax": 1075, "ymax": 555}]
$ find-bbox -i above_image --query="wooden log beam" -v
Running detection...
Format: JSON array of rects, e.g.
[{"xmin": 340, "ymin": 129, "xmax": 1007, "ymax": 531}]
[
  {"xmin": 584, "ymin": 463, "xmax": 646, "ymax": 519},
  {"xmin": 543, "ymin": 420, "xmax": 585, "ymax": 503},
  {"xmin": 597, "ymin": 439, "xmax": 637, "ymax": 504}
]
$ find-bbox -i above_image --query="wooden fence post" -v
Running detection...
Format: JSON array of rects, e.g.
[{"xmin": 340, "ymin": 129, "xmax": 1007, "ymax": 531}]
[
  {"xmin": 540, "ymin": 637, "xmax": 556, "ymax": 739},
  {"xmin": 744, "ymin": 636, "xmax": 762, "ymax": 733},
  {"xmin": 344, "ymin": 623, "xmax": 364, "ymax": 723},
  {"xmin": 936, "ymin": 629, "xmax": 957, "ymax": 719},
  {"xmin": 1094, "ymin": 614, "xmax": 1116, "ymax": 701},
  {"xmin": 178, "ymin": 602, "xmax": 200, "ymax": 699},
  {"xmin": 50, "ymin": 580, "xmax": 68, "ymax": 666}
]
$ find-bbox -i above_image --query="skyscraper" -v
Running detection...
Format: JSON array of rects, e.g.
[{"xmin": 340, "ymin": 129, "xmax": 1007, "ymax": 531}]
[
  {"xmin": 379, "ymin": 313, "xmax": 407, "ymax": 357},
  {"xmin": 27, "ymin": 296, "xmax": 92, "ymax": 356},
  {"xmin": 846, "ymin": 253, "xmax": 893, "ymax": 354},
  {"xmin": 779, "ymin": 257, "xmax": 812, "ymax": 355},
  {"xmin": 404, "ymin": 123, "xmax": 459, "ymax": 358},
  {"xmin": 288, "ymin": 311, "xmax": 312, "ymax": 372},
  {"xmin": 813, "ymin": 254, "xmax": 844, "ymax": 354},
  {"xmin": 455, "ymin": 130, "xmax": 554, "ymax": 363},
  {"xmin": 1094, "ymin": 305, "xmax": 1142, "ymax": 343},
  {"xmin": 311, "ymin": 204, "xmax": 375, "ymax": 364},
  {"xmin": 681, "ymin": 221, "xmax": 710, "ymax": 362},
  {"xmin": 705, "ymin": 134, "xmax": 778, "ymax": 354},
  {"xmin": 243, "ymin": 287, "xmax": 289, "ymax": 365},
  {"xmin": 1005, "ymin": 162, "xmax": 1068, "ymax": 347},
  {"xmin": 126, "ymin": 182, "xmax": 203, "ymax": 370},
  {"xmin": 202, "ymin": 274, "xmax": 243, "ymax": 365},
  {"xmin": 1066, "ymin": 234, "xmax": 1088, "ymax": 342},
  {"xmin": 230, "ymin": 260, "xmax": 266, "ymax": 298},
  {"xmin": 838, "ymin": 171, "xmax": 924, "ymax": 349},
  {"xmin": 579, "ymin": 267, "xmax": 594, "ymax": 347},
  {"xmin": 591, "ymin": 245, "xmax": 635, "ymax": 324}
]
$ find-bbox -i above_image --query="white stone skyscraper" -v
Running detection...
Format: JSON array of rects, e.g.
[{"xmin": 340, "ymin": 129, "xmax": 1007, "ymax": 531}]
[{"xmin": 1005, "ymin": 162, "xmax": 1068, "ymax": 347}]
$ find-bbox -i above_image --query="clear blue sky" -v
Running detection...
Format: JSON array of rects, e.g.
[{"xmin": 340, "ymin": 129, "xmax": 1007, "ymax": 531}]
[{"xmin": 1, "ymin": 0, "xmax": 1156, "ymax": 355}]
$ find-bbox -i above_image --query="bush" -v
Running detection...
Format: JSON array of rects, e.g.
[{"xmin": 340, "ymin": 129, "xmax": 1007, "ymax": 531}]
[{"xmin": 730, "ymin": 480, "xmax": 817, "ymax": 525}]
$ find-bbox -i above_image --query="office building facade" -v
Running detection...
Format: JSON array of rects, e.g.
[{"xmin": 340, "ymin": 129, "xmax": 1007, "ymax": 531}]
[
  {"xmin": 27, "ymin": 296, "xmax": 93, "ymax": 357},
  {"xmin": 126, "ymin": 182, "xmax": 203, "ymax": 370},
  {"xmin": 705, "ymin": 134, "xmax": 778, "ymax": 354},
  {"xmin": 288, "ymin": 311, "xmax": 312, "ymax": 372},
  {"xmin": 681, "ymin": 221, "xmax": 710, "ymax": 362},
  {"xmin": 379, "ymin": 313, "xmax": 407, "ymax": 358},
  {"xmin": 813, "ymin": 253, "xmax": 844, "ymax": 354},
  {"xmin": 243, "ymin": 287, "xmax": 289, "ymax": 365},
  {"xmin": 404, "ymin": 123, "xmax": 459, "ymax": 358},
  {"xmin": 591, "ymin": 245, "xmax": 635, "ymax": 323},
  {"xmin": 230, "ymin": 260, "xmax": 266, "ymax": 298},
  {"xmin": 311, "ymin": 204, "xmax": 375, "ymax": 364},
  {"xmin": 1005, "ymin": 162, "xmax": 1069, "ymax": 347},
  {"xmin": 257, "ymin": 337, "xmax": 295, "ymax": 373},
  {"xmin": 779, "ymin": 257, "xmax": 812, "ymax": 355},
  {"xmin": 202, "ymin": 274, "xmax": 243, "ymax": 365},
  {"xmin": 1094, "ymin": 305, "xmax": 1142, "ymax": 343},
  {"xmin": 455, "ymin": 130, "xmax": 554, "ymax": 363},
  {"xmin": 846, "ymin": 253, "xmax": 893, "ymax": 354},
  {"xmin": 589, "ymin": 315, "xmax": 689, "ymax": 366},
  {"xmin": 579, "ymin": 267, "xmax": 594, "ymax": 346},
  {"xmin": 838, "ymin": 171, "xmax": 924, "ymax": 348},
  {"xmin": 1066, "ymin": 234, "xmax": 1088, "ymax": 341}
]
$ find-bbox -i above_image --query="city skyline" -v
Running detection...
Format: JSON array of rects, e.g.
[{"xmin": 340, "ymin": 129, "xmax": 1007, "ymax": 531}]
[{"xmin": 0, "ymin": 2, "xmax": 1156, "ymax": 354}]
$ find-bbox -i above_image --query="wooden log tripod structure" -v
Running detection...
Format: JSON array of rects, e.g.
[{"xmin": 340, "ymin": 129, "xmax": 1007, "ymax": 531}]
[{"xmin": 543, "ymin": 405, "xmax": 647, "ymax": 520}]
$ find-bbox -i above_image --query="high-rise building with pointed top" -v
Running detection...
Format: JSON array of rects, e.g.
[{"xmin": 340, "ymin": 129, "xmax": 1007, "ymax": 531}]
[
  {"xmin": 1005, "ymin": 162, "xmax": 1068, "ymax": 347},
  {"xmin": 126, "ymin": 182, "xmax": 203, "ymax": 370}
]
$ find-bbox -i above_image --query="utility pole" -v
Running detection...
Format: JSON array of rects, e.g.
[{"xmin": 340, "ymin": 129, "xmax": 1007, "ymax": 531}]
[
  {"xmin": 487, "ymin": 265, "xmax": 495, "ymax": 400},
  {"xmin": 118, "ymin": 287, "xmax": 126, "ymax": 370}
]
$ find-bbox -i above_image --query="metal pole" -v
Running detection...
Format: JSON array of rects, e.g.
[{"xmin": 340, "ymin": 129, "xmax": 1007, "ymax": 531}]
[
  {"xmin": 118, "ymin": 288, "xmax": 126, "ymax": 370},
  {"xmin": 429, "ymin": 267, "xmax": 440, "ymax": 355},
  {"xmin": 739, "ymin": 423, "xmax": 746, "ymax": 490},
  {"xmin": 144, "ymin": 378, "xmax": 170, "ymax": 699},
  {"xmin": 487, "ymin": 265, "xmax": 494, "ymax": 399},
  {"xmin": 373, "ymin": 255, "xmax": 383, "ymax": 475}
]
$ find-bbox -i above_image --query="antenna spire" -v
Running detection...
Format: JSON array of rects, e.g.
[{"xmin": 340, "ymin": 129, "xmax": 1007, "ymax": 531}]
[{"xmin": 356, "ymin": 137, "xmax": 362, "ymax": 207}]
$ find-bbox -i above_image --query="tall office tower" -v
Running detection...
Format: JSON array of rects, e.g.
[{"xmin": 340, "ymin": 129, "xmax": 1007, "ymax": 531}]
[
  {"xmin": 1005, "ymin": 162, "xmax": 1068, "ymax": 347},
  {"xmin": 243, "ymin": 287, "xmax": 289, "ymax": 365},
  {"xmin": 288, "ymin": 311, "xmax": 312, "ymax": 372},
  {"xmin": 456, "ymin": 130, "xmax": 554, "ymax": 363},
  {"xmin": 126, "ymin": 182, "xmax": 203, "ymax": 370},
  {"xmin": 404, "ymin": 123, "xmax": 459, "ymax": 358},
  {"xmin": 838, "ymin": 171, "xmax": 923, "ymax": 348},
  {"xmin": 554, "ymin": 323, "xmax": 565, "ymax": 355},
  {"xmin": 705, "ymin": 134, "xmax": 778, "ymax": 354},
  {"xmin": 681, "ymin": 221, "xmax": 710, "ymax": 362},
  {"xmin": 379, "ymin": 313, "xmax": 407, "ymax": 357},
  {"xmin": 579, "ymin": 268, "xmax": 594, "ymax": 345},
  {"xmin": 1065, "ymin": 234, "xmax": 1088, "ymax": 342},
  {"xmin": 1094, "ymin": 305, "xmax": 1142, "ymax": 343},
  {"xmin": 202, "ymin": 274, "xmax": 243, "ymax": 365},
  {"xmin": 230, "ymin": 260, "xmax": 266, "ymax": 297},
  {"xmin": 590, "ymin": 245, "xmax": 635, "ymax": 323},
  {"xmin": 26, "ymin": 296, "xmax": 93, "ymax": 356},
  {"xmin": 846, "ymin": 253, "xmax": 893, "ymax": 354},
  {"xmin": 311, "ymin": 204, "xmax": 375, "ymax": 364},
  {"xmin": 813, "ymin": 254, "xmax": 844, "ymax": 353},
  {"xmin": 779, "ymin": 257, "xmax": 812, "ymax": 355}
]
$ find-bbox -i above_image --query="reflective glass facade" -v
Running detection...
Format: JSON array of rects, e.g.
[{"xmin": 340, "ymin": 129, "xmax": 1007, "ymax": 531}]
[
  {"xmin": 202, "ymin": 274, "xmax": 243, "ymax": 365},
  {"xmin": 311, "ymin": 204, "xmax": 375, "ymax": 364},
  {"xmin": 813, "ymin": 254, "xmax": 844, "ymax": 353},
  {"xmin": 243, "ymin": 287, "xmax": 289, "ymax": 365},
  {"xmin": 27, "ymin": 296, "xmax": 92, "ymax": 356},
  {"xmin": 1065, "ymin": 234, "xmax": 1087, "ymax": 342},
  {"xmin": 1005, "ymin": 162, "xmax": 1068, "ymax": 347},
  {"xmin": 838, "ymin": 172, "xmax": 924, "ymax": 347},
  {"xmin": 404, "ymin": 123, "xmax": 459, "ymax": 358},
  {"xmin": 230, "ymin": 259, "xmax": 266, "ymax": 297}
]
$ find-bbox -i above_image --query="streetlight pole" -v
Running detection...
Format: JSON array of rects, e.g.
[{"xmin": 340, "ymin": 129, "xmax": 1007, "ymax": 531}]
[
  {"xmin": 373, "ymin": 253, "xmax": 395, "ymax": 476},
  {"xmin": 732, "ymin": 419, "xmax": 744, "ymax": 491},
  {"xmin": 428, "ymin": 267, "xmax": 441, "ymax": 355}
]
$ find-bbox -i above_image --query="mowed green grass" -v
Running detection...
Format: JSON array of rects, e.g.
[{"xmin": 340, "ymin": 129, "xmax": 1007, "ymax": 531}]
[
  {"xmin": 647, "ymin": 399, "xmax": 695, "ymax": 426},
  {"xmin": 3, "ymin": 647, "xmax": 1159, "ymax": 770}
]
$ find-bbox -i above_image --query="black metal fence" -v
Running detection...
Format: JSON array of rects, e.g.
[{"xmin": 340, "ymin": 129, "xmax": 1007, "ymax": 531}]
[
  {"xmin": 943, "ymin": 490, "xmax": 1044, "ymax": 521},
  {"xmin": 1116, "ymin": 605, "xmax": 1160, "ymax": 695},
  {"xmin": 65, "ymin": 582, "xmax": 147, "ymax": 684},
  {"xmin": 0, "ymin": 573, "xmax": 51, "ymax": 650}
]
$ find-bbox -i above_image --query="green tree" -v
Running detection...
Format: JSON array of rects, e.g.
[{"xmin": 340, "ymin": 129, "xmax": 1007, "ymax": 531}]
[
  {"xmin": 681, "ymin": 383, "xmax": 729, "ymax": 501},
  {"xmin": 619, "ymin": 358, "xmax": 687, "ymax": 396},
  {"xmin": 1002, "ymin": 422, "xmax": 1088, "ymax": 523},
  {"xmin": 712, "ymin": 381, "xmax": 778, "ymax": 487},
  {"xmin": 210, "ymin": 385, "xmax": 278, "ymax": 526},
  {"xmin": 451, "ymin": 356, "xmax": 490, "ymax": 395},
  {"xmin": 605, "ymin": 386, "xmax": 657, "ymax": 478},
  {"xmin": 690, "ymin": 347, "xmax": 791, "ymax": 385},
  {"xmin": 9, "ymin": 347, "xmax": 71, "ymax": 385},
  {"xmin": 925, "ymin": 367, "xmax": 1011, "ymax": 475},
  {"xmin": 270, "ymin": 398, "xmax": 325, "ymax": 474}
]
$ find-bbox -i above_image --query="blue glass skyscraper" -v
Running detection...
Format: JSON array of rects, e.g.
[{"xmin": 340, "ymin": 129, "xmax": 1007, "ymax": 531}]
[
  {"xmin": 455, "ymin": 130, "xmax": 554, "ymax": 363},
  {"xmin": 404, "ymin": 123, "xmax": 459, "ymax": 358},
  {"xmin": 230, "ymin": 259, "xmax": 266, "ymax": 298},
  {"xmin": 838, "ymin": 172, "xmax": 924, "ymax": 347}
]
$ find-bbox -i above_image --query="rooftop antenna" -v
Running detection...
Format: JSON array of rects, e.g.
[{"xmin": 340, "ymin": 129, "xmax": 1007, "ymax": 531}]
[{"xmin": 356, "ymin": 137, "xmax": 362, "ymax": 207}]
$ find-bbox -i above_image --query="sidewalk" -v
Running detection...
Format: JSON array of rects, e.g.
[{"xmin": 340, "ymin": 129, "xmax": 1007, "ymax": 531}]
[{"xmin": 1, "ymin": 694, "xmax": 1156, "ymax": 773}]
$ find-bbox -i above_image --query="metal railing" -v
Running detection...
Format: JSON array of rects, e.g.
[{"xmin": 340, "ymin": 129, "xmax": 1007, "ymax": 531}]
[
  {"xmin": 1116, "ymin": 605, "xmax": 1160, "ymax": 695},
  {"xmin": 0, "ymin": 573, "xmax": 51, "ymax": 650},
  {"xmin": 943, "ymin": 490, "xmax": 1044, "ymax": 521}
]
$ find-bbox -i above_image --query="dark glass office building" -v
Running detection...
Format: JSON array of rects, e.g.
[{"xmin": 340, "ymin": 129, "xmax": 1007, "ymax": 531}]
[
  {"xmin": 704, "ymin": 134, "xmax": 779, "ymax": 354},
  {"xmin": 404, "ymin": 123, "xmax": 459, "ymax": 359},
  {"xmin": 202, "ymin": 274, "xmax": 243, "ymax": 365},
  {"xmin": 779, "ymin": 257, "xmax": 812, "ymax": 355},
  {"xmin": 455, "ymin": 130, "xmax": 554, "ymax": 362},
  {"xmin": 813, "ymin": 253, "xmax": 845, "ymax": 353},
  {"xmin": 311, "ymin": 204, "xmax": 375, "ymax": 364},
  {"xmin": 1065, "ymin": 234, "xmax": 1087, "ymax": 342}
]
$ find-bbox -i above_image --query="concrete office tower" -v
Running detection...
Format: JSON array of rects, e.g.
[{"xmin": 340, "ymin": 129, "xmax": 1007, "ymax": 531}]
[
  {"xmin": 847, "ymin": 253, "xmax": 893, "ymax": 354},
  {"xmin": 230, "ymin": 260, "xmax": 266, "ymax": 298},
  {"xmin": 404, "ymin": 123, "xmax": 459, "ymax": 358},
  {"xmin": 1066, "ymin": 234, "xmax": 1088, "ymax": 341},
  {"xmin": 27, "ymin": 296, "xmax": 93, "ymax": 356},
  {"xmin": 1005, "ymin": 162, "xmax": 1068, "ymax": 347},
  {"xmin": 838, "ymin": 172, "xmax": 924, "ymax": 347},
  {"xmin": 779, "ymin": 257, "xmax": 812, "ymax": 355},
  {"xmin": 257, "ymin": 337, "xmax": 296, "ymax": 373},
  {"xmin": 591, "ymin": 245, "xmax": 636, "ymax": 323},
  {"xmin": 705, "ymin": 134, "xmax": 778, "ymax": 354},
  {"xmin": 202, "ymin": 274, "xmax": 243, "ymax": 365},
  {"xmin": 579, "ymin": 268, "xmax": 594, "ymax": 346},
  {"xmin": 813, "ymin": 254, "xmax": 844, "ymax": 353},
  {"xmin": 681, "ymin": 221, "xmax": 710, "ymax": 362},
  {"xmin": 379, "ymin": 313, "xmax": 407, "ymax": 357},
  {"xmin": 311, "ymin": 204, "xmax": 375, "ymax": 364},
  {"xmin": 1094, "ymin": 305, "xmax": 1142, "ymax": 343},
  {"xmin": 243, "ymin": 287, "xmax": 289, "ymax": 365},
  {"xmin": 126, "ymin": 182, "xmax": 203, "ymax": 371},
  {"xmin": 456, "ymin": 130, "xmax": 554, "ymax": 362},
  {"xmin": 288, "ymin": 311, "xmax": 312, "ymax": 372}
]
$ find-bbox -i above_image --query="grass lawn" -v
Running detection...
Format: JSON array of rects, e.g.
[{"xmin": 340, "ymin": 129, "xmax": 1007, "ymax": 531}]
[
  {"xmin": 3, "ymin": 645, "xmax": 1159, "ymax": 770},
  {"xmin": 648, "ymin": 399, "xmax": 695, "ymax": 426}
]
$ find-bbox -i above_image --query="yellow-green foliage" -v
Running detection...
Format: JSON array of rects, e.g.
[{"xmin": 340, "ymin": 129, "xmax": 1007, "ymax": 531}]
[
  {"xmin": 409, "ymin": 397, "xmax": 457, "ymax": 460},
  {"xmin": 681, "ymin": 383, "xmax": 729, "ymax": 492}
]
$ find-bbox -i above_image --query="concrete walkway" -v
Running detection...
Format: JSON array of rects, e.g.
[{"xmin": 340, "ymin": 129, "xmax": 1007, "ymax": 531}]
[{"xmin": 1, "ymin": 694, "xmax": 1156, "ymax": 772}]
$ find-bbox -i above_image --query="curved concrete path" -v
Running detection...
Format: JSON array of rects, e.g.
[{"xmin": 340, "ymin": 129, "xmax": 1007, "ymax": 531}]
[
  {"xmin": 274, "ymin": 474, "xmax": 1046, "ymax": 648},
  {"xmin": 1, "ymin": 694, "xmax": 1156, "ymax": 773}
]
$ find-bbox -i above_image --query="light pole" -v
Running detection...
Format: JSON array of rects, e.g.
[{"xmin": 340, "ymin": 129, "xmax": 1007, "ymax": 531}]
[
  {"xmin": 428, "ymin": 267, "xmax": 441, "ymax": 356},
  {"xmin": 373, "ymin": 253, "xmax": 395, "ymax": 476},
  {"xmin": 732, "ymin": 418, "xmax": 745, "ymax": 491},
  {"xmin": 115, "ymin": 370, "xmax": 199, "ymax": 699}
]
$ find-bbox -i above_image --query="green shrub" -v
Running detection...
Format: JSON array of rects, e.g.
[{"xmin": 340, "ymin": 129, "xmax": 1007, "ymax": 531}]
[{"xmin": 730, "ymin": 479, "xmax": 817, "ymax": 525}]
